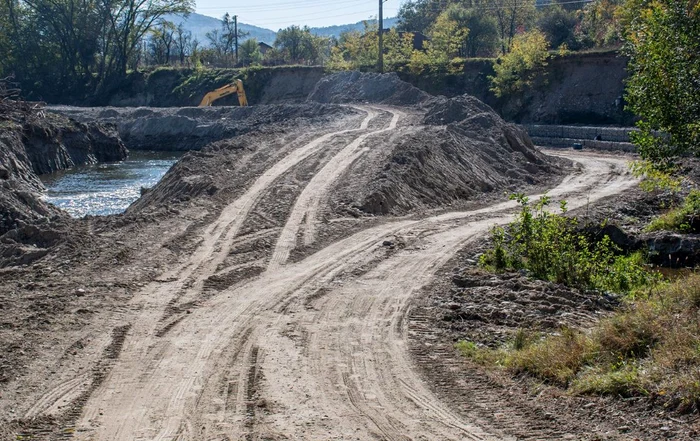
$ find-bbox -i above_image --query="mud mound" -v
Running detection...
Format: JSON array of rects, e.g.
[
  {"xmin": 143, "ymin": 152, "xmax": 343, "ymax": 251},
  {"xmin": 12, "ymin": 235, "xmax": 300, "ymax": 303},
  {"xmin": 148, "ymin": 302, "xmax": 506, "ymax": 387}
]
[
  {"xmin": 423, "ymin": 94, "xmax": 497, "ymax": 125},
  {"xmin": 51, "ymin": 103, "xmax": 356, "ymax": 151},
  {"xmin": 333, "ymin": 97, "xmax": 562, "ymax": 215},
  {"xmin": 308, "ymin": 71, "xmax": 431, "ymax": 105}
]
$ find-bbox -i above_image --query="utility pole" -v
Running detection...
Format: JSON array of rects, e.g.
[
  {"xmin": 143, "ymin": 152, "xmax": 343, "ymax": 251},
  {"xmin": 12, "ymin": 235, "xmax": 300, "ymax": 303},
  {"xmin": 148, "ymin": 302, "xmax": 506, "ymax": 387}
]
[
  {"xmin": 378, "ymin": 0, "xmax": 384, "ymax": 73},
  {"xmin": 234, "ymin": 15, "xmax": 239, "ymax": 64}
]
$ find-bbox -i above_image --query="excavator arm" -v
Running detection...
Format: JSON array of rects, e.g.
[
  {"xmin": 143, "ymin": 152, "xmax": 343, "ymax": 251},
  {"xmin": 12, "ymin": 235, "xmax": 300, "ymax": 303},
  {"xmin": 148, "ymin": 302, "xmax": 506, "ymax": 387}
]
[{"xmin": 198, "ymin": 79, "xmax": 249, "ymax": 107}]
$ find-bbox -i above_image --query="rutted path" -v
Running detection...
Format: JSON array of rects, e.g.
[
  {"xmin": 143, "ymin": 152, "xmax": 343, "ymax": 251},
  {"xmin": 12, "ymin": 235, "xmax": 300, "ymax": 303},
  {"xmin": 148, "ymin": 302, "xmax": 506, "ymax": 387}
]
[
  {"xmin": 60, "ymin": 144, "xmax": 636, "ymax": 441},
  {"xmin": 268, "ymin": 107, "xmax": 402, "ymax": 270}
]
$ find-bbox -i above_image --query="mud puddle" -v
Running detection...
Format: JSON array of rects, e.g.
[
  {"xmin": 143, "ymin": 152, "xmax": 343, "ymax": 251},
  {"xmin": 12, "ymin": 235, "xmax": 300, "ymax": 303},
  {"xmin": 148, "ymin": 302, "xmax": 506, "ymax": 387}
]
[{"xmin": 40, "ymin": 150, "xmax": 182, "ymax": 217}]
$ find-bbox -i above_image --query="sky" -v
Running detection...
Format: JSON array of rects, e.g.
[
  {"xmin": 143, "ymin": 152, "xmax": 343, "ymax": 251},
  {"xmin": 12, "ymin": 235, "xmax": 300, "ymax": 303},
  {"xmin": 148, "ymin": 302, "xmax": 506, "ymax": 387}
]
[{"xmin": 195, "ymin": 0, "xmax": 403, "ymax": 30}]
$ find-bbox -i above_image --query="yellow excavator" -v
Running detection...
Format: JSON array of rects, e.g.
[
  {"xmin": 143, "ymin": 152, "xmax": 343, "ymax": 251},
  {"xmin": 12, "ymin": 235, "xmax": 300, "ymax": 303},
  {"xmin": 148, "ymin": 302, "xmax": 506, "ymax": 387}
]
[{"xmin": 198, "ymin": 79, "xmax": 249, "ymax": 107}]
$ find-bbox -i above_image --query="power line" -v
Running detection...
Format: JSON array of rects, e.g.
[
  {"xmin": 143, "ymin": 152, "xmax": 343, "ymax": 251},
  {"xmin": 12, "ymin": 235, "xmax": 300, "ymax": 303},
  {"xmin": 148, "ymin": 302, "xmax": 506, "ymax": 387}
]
[
  {"xmin": 411, "ymin": 0, "xmax": 594, "ymax": 11},
  {"xmin": 198, "ymin": 0, "xmax": 592, "ymax": 30},
  {"xmin": 196, "ymin": 0, "xmax": 376, "ymax": 12},
  {"xmin": 238, "ymin": 9, "xmax": 392, "ymax": 28}
]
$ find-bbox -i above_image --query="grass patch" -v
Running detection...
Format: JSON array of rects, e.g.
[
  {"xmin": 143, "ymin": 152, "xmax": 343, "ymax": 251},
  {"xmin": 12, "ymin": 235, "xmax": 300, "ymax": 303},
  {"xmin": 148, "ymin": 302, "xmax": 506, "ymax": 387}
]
[
  {"xmin": 457, "ymin": 274, "xmax": 700, "ymax": 412},
  {"xmin": 646, "ymin": 189, "xmax": 700, "ymax": 233}
]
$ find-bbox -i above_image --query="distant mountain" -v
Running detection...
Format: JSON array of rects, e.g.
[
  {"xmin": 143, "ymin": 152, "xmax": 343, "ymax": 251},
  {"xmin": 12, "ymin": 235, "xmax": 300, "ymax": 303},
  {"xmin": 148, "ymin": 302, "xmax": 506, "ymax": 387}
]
[
  {"xmin": 310, "ymin": 17, "xmax": 399, "ymax": 38},
  {"xmin": 164, "ymin": 13, "xmax": 278, "ymax": 45},
  {"xmin": 166, "ymin": 12, "xmax": 400, "ymax": 47}
]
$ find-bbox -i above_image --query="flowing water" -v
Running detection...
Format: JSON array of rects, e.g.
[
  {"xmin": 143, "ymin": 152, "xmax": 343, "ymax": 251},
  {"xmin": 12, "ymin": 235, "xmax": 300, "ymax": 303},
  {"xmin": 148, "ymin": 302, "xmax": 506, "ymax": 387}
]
[{"xmin": 41, "ymin": 151, "xmax": 182, "ymax": 217}]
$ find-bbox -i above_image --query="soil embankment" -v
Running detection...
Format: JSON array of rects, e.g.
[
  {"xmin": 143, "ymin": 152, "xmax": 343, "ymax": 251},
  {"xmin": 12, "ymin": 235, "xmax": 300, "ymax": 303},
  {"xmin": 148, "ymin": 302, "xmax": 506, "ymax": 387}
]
[
  {"xmin": 0, "ymin": 109, "xmax": 126, "ymax": 265},
  {"xmin": 51, "ymin": 103, "xmax": 353, "ymax": 151},
  {"xmin": 104, "ymin": 66, "xmax": 325, "ymax": 107},
  {"xmin": 66, "ymin": 52, "xmax": 630, "ymax": 125},
  {"xmin": 399, "ymin": 50, "xmax": 633, "ymax": 125}
]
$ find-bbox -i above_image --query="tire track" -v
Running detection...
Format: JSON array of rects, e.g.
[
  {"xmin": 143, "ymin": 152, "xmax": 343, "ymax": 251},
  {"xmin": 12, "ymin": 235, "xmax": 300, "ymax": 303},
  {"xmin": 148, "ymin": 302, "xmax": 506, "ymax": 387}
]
[
  {"xmin": 268, "ymin": 107, "xmax": 402, "ymax": 270},
  {"xmin": 254, "ymin": 153, "xmax": 636, "ymax": 440},
  {"xmin": 64, "ymin": 138, "xmax": 633, "ymax": 441}
]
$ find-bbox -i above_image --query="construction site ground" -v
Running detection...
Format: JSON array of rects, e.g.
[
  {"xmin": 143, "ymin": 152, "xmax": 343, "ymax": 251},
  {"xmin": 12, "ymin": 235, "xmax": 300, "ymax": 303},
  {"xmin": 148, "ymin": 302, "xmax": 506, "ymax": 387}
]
[{"xmin": 1, "ymin": 75, "xmax": 698, "ymax": 440}]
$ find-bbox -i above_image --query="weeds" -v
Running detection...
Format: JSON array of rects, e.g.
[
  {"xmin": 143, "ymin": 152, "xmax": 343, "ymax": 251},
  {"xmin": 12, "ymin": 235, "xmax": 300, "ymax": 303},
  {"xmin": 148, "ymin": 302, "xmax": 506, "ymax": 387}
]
[
  {"xmin": 647, "ymin": 189, "xmax": 700, "ymax": 233},
  {"xmin": 457, "ymin": 274, "xmax": 700, "ymax": 412},
  {"xmin": 459, "ymin": 195, "xmax": 700, "ymax": 410},
  {"xmin": 480, "ymin": 194, "xmax": 659, "ymax": 295},
  {"xmin": 630, "ymin": 160, "xmax": 681, "ymax": 192}
]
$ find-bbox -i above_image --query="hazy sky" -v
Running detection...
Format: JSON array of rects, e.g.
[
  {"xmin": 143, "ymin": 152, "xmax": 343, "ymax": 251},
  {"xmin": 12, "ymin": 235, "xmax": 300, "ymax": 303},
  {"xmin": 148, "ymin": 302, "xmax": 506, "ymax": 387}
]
[{"xmin": 195, "ymin": 0, "xmax": 403, "ymax": 30}]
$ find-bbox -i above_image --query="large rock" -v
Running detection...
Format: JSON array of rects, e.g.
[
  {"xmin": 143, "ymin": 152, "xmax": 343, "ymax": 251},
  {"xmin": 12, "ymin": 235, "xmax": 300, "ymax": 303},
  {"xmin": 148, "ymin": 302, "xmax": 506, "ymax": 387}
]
[{"xmin": 642, "ymin": 232, "xmax": 700, "ymax": 267}]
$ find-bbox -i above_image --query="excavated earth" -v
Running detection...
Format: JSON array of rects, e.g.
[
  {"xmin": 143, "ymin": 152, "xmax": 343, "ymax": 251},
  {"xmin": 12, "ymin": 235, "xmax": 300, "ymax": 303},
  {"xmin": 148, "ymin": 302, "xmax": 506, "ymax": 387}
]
[{"xmin": 1, "ymin": 72, "xmax": 697, "ymax": 440}]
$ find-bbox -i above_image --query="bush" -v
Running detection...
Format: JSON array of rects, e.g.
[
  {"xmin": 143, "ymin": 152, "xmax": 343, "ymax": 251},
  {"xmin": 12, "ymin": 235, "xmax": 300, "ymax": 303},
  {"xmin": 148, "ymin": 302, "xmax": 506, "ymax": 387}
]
[
  {"xmin": 623, "ymin": 0, "xmax": 700, "ymax": 166},
  {"xmin": 480, "ymin": 194, "xmax": 658, "ymax": 295},
  {"xmin": 489, "ymin": 30, "xmax": 549, "ymax": 97},
  {"xmin": 537, "ymin": 6, "xmax": 579, "ymax": 49}
]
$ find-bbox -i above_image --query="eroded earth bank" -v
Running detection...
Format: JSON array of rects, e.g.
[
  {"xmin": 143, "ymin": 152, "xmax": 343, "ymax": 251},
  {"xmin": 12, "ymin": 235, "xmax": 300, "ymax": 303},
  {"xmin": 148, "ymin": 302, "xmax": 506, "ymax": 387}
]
[{"xmin": 1, "ymin": 73, "xmax": 695, "ymax": 440}]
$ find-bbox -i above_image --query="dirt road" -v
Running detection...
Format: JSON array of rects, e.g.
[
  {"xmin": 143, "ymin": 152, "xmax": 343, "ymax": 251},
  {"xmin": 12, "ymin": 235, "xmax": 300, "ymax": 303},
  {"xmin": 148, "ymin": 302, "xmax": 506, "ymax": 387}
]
[{"xmin": 21, "ymin": 104, "xmax": 635, "ymax": 440}]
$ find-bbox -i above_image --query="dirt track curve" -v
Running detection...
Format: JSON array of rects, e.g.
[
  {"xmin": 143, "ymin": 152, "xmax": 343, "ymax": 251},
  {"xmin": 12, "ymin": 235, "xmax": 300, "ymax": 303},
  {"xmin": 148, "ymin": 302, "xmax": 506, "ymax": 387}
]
[{"xmin": 23, "ymin": 105, "xmax": 636, "ymax": 440}]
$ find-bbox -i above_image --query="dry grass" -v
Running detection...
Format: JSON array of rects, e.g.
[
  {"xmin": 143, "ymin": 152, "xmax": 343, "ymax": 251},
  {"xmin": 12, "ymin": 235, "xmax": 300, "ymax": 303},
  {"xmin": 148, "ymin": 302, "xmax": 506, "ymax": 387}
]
[
  {"xmin": 458, "ymin": 274, "xmax": 700, "ymax": 412},
  {"xmin": 505, "ymin": 328, "xmax": 598, "ymax": 386}
]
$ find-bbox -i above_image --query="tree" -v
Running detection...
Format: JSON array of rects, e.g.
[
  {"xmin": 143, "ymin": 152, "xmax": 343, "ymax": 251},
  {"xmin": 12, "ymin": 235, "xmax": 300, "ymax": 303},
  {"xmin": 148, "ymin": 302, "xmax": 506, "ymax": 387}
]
[
  {"xmin": 445, "ymin": 3, "xmax": 499, "ymax": 58},
  {"xmin": 622, "ymin": 0, "xmax": 700, "ymax": 166},
  {"xmin": 577, "ymin": 0, "xmax": 623, "ymax": 48},
  {"xmin": 204, "ymin": 13, "xmax": 248, "ymax": 66},
  {"xmin": 330, "ymin": 22, "xmax": 378, "ymax": 70},
  {"xmin": 537, "ymin": 6, "xmax": 579, "ymax": 50},
  {"xmin": 384, "ymin": 29, "xmax": 415, "ymax": 71},
  {"xmin": 239, "ymin": 38, "xmax": 262, "ymax": 66},
  {"xmin": 398, "ymin": 0, "xmax": 445, "ymax": 33},
  {"xmin": 99, "ymin": 0, "xmax": 194, "ymax": 80},
  {"xmin": 274, "ymin": 25, "xmax": 324, "ymax": 64},
  {"xmin": 9, "ymin": 0, "xmax": 104, "ymax": 90},
  {"xmin": 489, "ymin": 29, "xmax": 549, "ymax": 97},
  {"xmin": 0, "ymin": 1, "xmax": 15, "ymax": 77},
  {"xmin": 488, "ymin": 0, "xmax": 536, "ymax": 54},
  {"xmin": 174, "ymin": 23, "xmax": 192, "ymax": 65},
  {"xmin": 148, "ymin": 21, "xmax": 176, "ymax": 65},
  {"xmin": 409, "ymin": 9, "xmax": 469, "ymax": 74}
]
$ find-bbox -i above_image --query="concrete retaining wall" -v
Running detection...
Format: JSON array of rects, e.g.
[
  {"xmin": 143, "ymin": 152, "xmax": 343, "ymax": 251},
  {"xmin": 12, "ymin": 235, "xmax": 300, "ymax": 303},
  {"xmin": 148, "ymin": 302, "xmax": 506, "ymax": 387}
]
[{"xmin": 526, "ymin": 125, "xmax": 638, "ymax": 152}]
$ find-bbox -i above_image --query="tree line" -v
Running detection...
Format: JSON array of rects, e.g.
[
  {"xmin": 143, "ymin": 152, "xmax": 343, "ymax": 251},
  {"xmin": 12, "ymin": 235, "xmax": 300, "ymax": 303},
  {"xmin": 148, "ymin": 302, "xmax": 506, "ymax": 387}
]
[
  {"xmin": 0, "ymin": 0, "xmax": 194, "ymax": 99},
  {"xmin": 0, "ymin": 1, "xmax": 337, "ymax": 98}
]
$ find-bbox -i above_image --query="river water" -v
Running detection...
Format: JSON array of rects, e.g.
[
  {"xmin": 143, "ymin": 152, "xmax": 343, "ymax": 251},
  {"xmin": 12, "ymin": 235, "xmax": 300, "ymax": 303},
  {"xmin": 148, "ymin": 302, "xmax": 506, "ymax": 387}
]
[{"xmin": 41, "ymin": 151, "xmax": 182, "ymax": 217}]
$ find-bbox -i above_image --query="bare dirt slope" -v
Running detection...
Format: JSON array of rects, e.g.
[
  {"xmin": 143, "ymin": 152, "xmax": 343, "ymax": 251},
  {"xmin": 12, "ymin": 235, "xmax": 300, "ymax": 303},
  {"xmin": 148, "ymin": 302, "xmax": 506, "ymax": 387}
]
[{"xmin": 0, "ymin": 74, "xmax": 677, "ymax": 440}]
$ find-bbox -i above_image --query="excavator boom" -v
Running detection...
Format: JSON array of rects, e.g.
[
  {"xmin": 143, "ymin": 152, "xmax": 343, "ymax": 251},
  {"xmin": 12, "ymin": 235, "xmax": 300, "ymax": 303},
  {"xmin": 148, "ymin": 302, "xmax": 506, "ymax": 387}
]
[{"xmin": 198, "ymin": 79, "xmax": 248, "ymax": 107}]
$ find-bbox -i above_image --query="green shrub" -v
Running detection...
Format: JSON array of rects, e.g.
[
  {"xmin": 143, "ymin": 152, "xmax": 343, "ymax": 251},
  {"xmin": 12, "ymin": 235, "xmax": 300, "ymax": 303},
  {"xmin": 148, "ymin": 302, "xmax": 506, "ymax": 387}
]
[
  {"xmin": 489, "ymin": 30, "xmax": 549, "ymax": 97},
  {"xmin": 480, "ymin": 194, "xmax": 659, "ymax": 295}
]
